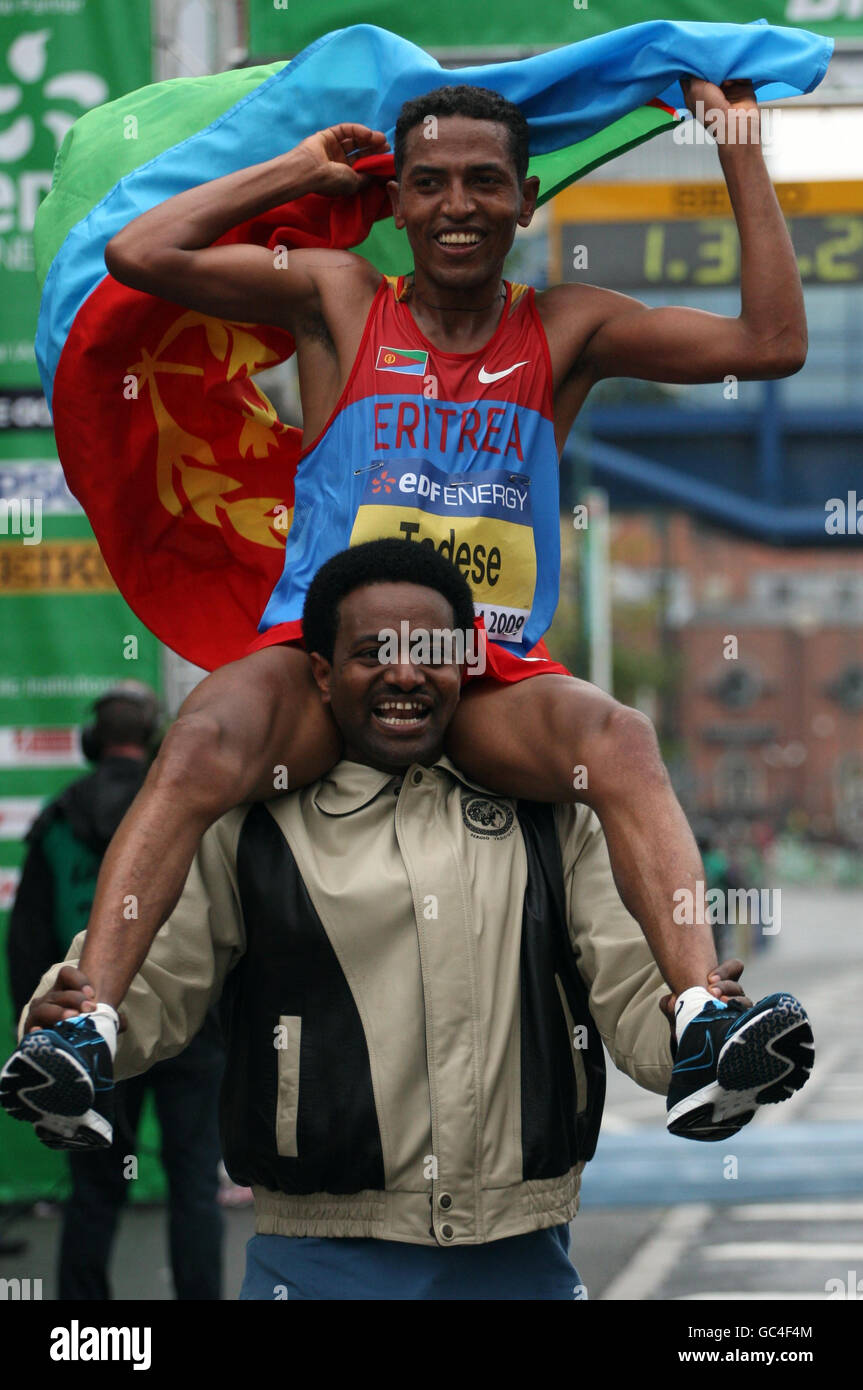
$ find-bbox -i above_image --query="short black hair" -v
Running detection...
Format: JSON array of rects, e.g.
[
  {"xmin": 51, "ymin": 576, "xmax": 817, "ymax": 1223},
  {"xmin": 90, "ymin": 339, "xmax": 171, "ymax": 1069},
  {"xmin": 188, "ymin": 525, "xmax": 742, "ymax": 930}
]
[
  {"xmin": 94, "ymin": 685, "xmax": 159, "ymax": 749},
  {"xmin": 302, "ymin": 539, "xmax": 476, "ymax": 664},
  {"xmin": 394, "ymin": 84, "xmax": 530, "ymax": 186}
]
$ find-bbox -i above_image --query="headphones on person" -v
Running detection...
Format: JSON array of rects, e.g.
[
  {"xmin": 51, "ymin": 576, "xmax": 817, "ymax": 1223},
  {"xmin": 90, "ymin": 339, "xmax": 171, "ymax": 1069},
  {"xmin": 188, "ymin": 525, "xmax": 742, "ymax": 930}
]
[{"xmin": 80, "ymin": 681, "xmax": 162, "ymax": 764}]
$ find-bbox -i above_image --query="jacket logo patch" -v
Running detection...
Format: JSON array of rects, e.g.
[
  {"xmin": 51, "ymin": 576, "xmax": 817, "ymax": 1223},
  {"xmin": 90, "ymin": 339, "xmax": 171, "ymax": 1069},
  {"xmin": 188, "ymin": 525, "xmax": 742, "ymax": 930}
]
[{"xmin": 461, "ymin": 793, "xmax": 514, "ymax": 839}]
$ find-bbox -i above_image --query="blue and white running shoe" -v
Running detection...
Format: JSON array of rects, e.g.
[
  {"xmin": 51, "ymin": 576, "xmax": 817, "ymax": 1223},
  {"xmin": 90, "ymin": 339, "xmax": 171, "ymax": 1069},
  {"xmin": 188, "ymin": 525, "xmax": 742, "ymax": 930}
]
[
  {"xmin": 0, "ymin": 1014, "xmax": 114, "ymax": 1149},
  {"xmin": 666, "ymin": 992, "xmax": 814, "ymax": 1142}
]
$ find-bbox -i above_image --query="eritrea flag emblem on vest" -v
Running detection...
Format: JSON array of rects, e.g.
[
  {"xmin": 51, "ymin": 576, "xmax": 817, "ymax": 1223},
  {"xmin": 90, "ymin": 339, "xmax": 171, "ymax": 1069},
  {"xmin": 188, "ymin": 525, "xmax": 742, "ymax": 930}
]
[{"xmin": 375, "ymin": 347, "xmax": 429, "ymax": 376}]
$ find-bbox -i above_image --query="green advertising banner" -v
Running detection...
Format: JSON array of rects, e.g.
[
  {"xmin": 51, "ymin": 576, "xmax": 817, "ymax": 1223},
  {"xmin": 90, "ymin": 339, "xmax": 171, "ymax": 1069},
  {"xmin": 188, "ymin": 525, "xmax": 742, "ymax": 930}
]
[
  {"xmin": 0, "ymin": 507, "xmax": 166, "ymax": 1203},
  {"xmin": 250, "ymin": 0, "xmax": 863, "ymax": 55},
  {"xmin": 0, "ymin": 0, "xmax": 159, "ymax": 1204},
  {"xmin": 0, "ymin": 0, "xmax": 152, "ymax": 399}
]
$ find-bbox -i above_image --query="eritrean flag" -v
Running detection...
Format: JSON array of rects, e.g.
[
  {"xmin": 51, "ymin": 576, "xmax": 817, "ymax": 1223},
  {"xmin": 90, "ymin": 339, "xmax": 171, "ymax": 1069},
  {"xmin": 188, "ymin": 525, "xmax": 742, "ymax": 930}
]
[
  {"xmin": 35, "ymin": 21, "xmax": 831, "ymax": 671},
  {"xmin": 376, "ymin": 347, "xmax": 429, "ymax": 377}
]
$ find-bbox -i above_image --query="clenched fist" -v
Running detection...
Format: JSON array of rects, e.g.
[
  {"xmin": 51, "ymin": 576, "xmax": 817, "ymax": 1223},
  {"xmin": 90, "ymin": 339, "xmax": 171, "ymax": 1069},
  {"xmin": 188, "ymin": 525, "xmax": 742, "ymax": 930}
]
[
  {"xmin": 295, "ymin": 122, "xmax": 391, "ymax": 198},
  {"xmin": 22, "ymin": 964, "xmax": 126, "ymax": 1035}
]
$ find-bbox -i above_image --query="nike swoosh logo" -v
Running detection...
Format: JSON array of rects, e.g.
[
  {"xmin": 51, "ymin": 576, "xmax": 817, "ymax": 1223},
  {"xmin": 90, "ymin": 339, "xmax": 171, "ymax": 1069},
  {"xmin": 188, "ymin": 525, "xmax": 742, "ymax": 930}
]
[
  {"xmin": 478, "ymin": 360, "xmax": 529, "ymax": 384},
  {"xmin": 675, "ymin": 1031, "xmax": 715, "ymax": 1074}
]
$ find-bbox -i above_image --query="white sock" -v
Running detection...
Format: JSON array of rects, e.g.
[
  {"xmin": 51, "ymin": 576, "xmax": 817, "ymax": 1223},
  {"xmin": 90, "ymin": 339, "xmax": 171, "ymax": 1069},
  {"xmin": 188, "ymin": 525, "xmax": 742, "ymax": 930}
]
[
  {"xmin": 80, "ymin": 1002, "xmax": 119, "ymax": 1060},
  {"xmin": 674, "ymin": 986, "xmax": 721, "ymax": 1043}
]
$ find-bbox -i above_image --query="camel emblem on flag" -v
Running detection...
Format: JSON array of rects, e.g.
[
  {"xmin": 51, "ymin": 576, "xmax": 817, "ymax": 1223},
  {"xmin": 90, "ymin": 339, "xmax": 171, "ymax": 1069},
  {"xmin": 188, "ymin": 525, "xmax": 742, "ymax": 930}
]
[{"xmin": 127, "ymin": 311, "xmax": 295, "ymax": 549}]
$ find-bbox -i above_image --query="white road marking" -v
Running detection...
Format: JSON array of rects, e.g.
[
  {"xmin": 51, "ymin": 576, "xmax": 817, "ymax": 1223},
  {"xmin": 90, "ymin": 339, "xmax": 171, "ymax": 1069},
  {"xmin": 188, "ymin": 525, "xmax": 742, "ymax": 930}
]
[
  {"xmin": 599, "ymin": 1114, "xmax": 636, "ymax": 1134},
  {"xmin": 729, "ymin": 1201, "xmax": 863, "ymax": 1221},
  {"xmin": 678, "ymin": 1291, "xmax": 827, "ymax": 1300},
  {"xmin": 799, "ymin": 1106, "xmax": 863, "ymax": 1121},
  {"xmin": 705, "ymin": 1242, "xmax": 863, "ymax": 1260},
  {"xmin": 600, "ymin": 1203, "xmax": 711, "ymax": 1301}
]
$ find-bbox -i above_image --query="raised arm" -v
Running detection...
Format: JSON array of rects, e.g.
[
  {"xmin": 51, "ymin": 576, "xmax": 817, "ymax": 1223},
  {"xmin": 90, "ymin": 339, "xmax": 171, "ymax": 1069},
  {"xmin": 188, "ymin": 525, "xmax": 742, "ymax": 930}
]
[
  {"xmin": 104, "ymin": 123, "xmax": 390, "ymax": 327},
  {"xmin": 578, "ymin": 79, "xmax": 807, "ymax": 384}
]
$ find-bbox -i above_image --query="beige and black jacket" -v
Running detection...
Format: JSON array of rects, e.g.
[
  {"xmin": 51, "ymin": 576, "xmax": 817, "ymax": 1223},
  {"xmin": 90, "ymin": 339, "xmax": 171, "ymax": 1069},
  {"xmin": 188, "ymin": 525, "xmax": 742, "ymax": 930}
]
[{"xmin": 30, "ymin": 755, "xmax": 674, "ymax": 1246}]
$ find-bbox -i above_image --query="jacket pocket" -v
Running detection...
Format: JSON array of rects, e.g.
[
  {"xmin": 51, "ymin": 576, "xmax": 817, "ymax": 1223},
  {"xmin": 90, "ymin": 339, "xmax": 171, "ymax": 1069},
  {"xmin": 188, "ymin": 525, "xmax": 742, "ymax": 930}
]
[
  {"xmin": 275, "ymin": 1015, "xmax": 302, "ymax": 1157},
  {"xmin": 555, "ymin": 975, "xmax": 588, "ymax": 1116}
]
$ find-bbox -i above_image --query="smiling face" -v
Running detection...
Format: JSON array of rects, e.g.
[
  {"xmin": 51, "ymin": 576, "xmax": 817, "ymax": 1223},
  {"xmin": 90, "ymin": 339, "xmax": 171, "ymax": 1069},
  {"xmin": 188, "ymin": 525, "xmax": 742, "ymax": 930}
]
[
  {"xmin": 308, "ymin": 581, "xmax": 464, "ymax": 773},
  {"xmin": 387, "ymin": 115, "xmax": 539, "ymax": 293}
]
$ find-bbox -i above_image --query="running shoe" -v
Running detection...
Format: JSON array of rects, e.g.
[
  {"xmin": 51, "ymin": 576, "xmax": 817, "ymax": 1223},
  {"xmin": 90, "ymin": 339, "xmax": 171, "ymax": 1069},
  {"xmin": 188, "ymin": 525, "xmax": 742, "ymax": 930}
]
[
  {"xmin": 666, "ymin": 992, "xmax": 814, "ymax": 1142},
  {"xmin": 0, "ymin": 1014, "xmax": 114, "ymax": 1149}
]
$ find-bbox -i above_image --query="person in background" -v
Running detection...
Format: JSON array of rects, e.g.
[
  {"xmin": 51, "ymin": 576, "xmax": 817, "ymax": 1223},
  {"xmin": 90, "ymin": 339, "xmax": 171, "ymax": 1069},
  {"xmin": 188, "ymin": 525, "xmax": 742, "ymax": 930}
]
[{"xmin": 6, "ymin": 682, "xmax": 224, "ymax": 1300}]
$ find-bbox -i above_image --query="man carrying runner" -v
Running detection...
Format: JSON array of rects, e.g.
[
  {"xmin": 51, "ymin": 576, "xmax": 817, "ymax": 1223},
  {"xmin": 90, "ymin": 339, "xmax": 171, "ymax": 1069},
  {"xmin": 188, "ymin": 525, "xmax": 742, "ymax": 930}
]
[
  {"xmin": 13, "ymin": 541, "xmax": 787, "ymax": 1300},
  {"xmin": 1, "ymin": 81, "xmax": 812, "ymax": 1146}
]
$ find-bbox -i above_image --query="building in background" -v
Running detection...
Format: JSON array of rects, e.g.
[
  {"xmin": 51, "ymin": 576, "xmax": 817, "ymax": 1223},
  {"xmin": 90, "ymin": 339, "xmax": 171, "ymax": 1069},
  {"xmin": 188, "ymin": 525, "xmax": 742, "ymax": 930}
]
[{"xmin": 598, "ymin": 513, "xmax": 863, "ymax": 847}]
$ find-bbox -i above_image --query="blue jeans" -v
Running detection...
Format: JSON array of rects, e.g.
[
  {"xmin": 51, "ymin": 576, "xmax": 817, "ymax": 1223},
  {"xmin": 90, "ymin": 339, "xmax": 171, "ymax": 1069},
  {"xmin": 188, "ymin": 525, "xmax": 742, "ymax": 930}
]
[{"xmin": 240, "ymin": 1223, "xmax": 586, "ymax": 1300}]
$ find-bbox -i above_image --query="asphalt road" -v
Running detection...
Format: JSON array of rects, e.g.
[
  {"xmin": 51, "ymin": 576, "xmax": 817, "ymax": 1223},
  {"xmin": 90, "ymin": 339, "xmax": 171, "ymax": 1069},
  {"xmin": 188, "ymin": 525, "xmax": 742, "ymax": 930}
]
[{"xmin": 575, "ymin": 884, "xmax": 863, "ymax": 1300}]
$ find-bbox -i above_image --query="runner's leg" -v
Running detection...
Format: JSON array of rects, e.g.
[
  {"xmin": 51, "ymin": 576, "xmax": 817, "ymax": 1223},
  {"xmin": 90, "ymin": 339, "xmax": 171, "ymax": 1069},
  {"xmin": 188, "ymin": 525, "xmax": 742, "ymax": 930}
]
[{"xmin": 446, "ymin": 673, "xmax": 718, "ymax": 996}]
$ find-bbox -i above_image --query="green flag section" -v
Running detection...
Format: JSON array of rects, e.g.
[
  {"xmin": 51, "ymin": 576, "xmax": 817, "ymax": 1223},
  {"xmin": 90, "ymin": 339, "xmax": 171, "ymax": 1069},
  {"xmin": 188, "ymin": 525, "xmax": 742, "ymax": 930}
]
[
  {"xmin": 0, "ymin": 507, "xmax": 165, "ymax": 1203},
  {"xmin": 0, "ymin": 0, "xmax": 152, "ymax": 393},
  {"xmin": 34, "ymin": 61, "xmax": 286, "ymax": 286},
  {"xmin": 249, "ymin": 0, "xmax": 863, "ymax": 52}
]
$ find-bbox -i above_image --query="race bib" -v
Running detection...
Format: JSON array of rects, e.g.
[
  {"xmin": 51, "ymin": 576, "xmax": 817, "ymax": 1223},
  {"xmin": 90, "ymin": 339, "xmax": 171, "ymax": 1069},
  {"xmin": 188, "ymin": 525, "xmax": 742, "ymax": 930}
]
[{"xmin": 349, "ymin": 459, "xmax": 537, "ymax": 645}]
